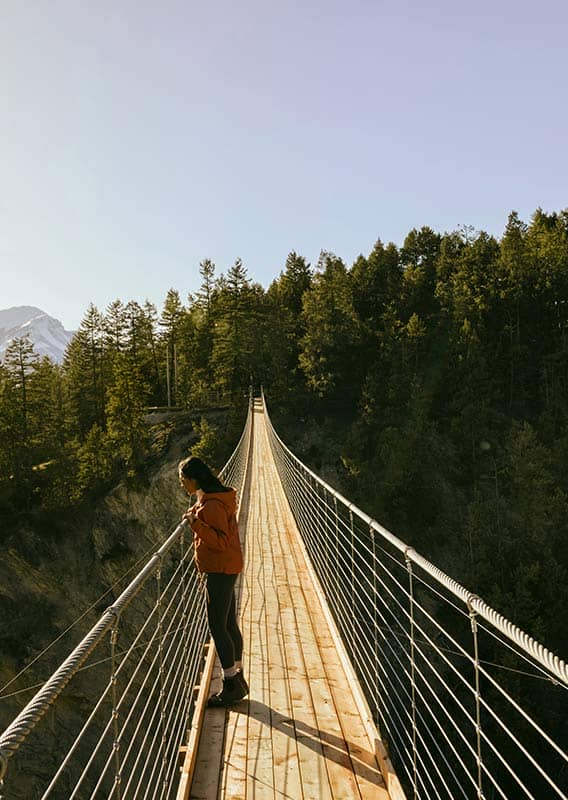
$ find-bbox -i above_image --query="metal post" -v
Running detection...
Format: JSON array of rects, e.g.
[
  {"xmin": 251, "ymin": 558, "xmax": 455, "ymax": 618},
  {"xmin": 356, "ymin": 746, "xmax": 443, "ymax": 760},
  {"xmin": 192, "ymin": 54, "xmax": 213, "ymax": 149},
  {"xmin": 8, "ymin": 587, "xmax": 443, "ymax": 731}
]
[
  {"xmin": 323, "ymin": 486, "xmax": 330, "ymax": 591},
  {"xmin": 110, "ymin": 620, "xmax": 122, "ymax": 800},
  {"xmin": 349, "ymin": 508, "xmax": 355, "ymax": 662},
  {"xmin": 0, "ymin": 752, "xmax": 6, "ymax": 800},
  {"xmin": 312, "ymin": 475, "xmax": 319, "ymax": 558},
  {"xmin": 334, "ymin": 496, "xmax": 340, "ymax": 619},
  {"xmin": 155, "ymin": 559, "xmax": 168, "ymax": 797},
  {"xmin": 405, "ymin": 550, "xmax": 418, "ymax": 799},
  {"xmin": 468, "ymin": 597, "xmax": 485, "ymax": 800},
  {"xmin": 180, "ymin": 528, "xmax": 192, "ymax": 742},
  {"xmin": 371, "ymin": 526, "xmax": 380, "ymax": 725}
]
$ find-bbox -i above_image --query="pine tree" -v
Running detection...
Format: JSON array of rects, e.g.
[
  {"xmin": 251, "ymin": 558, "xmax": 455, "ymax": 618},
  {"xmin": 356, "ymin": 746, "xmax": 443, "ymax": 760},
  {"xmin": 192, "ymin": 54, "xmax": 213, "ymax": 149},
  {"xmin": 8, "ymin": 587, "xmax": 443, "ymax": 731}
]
[
  {"xmin": 264, "ymin": 252, "xmax": 313, "ymax": 412},
  {"xmin": 174, "ymin": 308, "xmax": 196, "ymax": 408},
  {"xmin": 0, "ymin": 364, "xmax": 16, "ymax": 513},
  {"xmin": 142, "ymin": 301, "xmax": 162, "ymax": 404},
  {"xmin": 63, "ymin": 304, "xmax": 106, "ymax": 438},
  {"xmin": 209, "ymin": 260, "xmax": 262, "ymax": 402},
  {"xmin": 195, "ymin": 259, "xmax": 216, "ymax": 317},
  {"xmin": 299, "ymin": 251, "xmax": 360, "ymax": 406},
  {"xmin": 188, "ymin": 260, "xmax": 218, "ymax": 405},
  {"xmin": 32, "ymin": 358, "xmax": 75, "ymax": 509},
  {"xmin": 160, "ymin": 289, "xmax": 185, "ymax": 406},
  {"xmin": 400, "ymin": 226, "xmax": 442, "ymax": 322},
  {"xmin": 105, "ymin": 352, "xmax": 149, "ymax": 473},
  {"xmin": 104, "ymin": 299, "xmax": 127, "ymax": 354},
  {"xmin": 76, "ymin": 423, "xmax": 113, "ymax": 496},
  {"xmin": 278, "ymin": 251, "xmax": 312, "ymax": 316},
  {"xmin": 350, "ymin": 240, "xmax": 403, "ymax": 377},
  {"xmin": 351, "ymin": 239, "xmax": 403, "ymax": 329},
  {"xmin": 226, "ymin": 257, "xmax": 248, "ymax": 297},
  {"xmin": 124, "ymin": 300, "xmax": 160, "ymax": 407},
  {"xmin": 3, "ymin": 335, "xmax": 39, "ymax": 447}
]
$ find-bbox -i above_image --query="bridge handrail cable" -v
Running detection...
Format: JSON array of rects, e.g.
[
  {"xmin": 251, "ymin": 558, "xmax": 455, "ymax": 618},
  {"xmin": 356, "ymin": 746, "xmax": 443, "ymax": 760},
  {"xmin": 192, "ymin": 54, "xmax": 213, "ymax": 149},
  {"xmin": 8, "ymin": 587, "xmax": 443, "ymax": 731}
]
[
  {"xmin": 261, "ymin": 393, "xmax": 567, "ymax": 688},
  {"xmin": 0, "ymin": 391, "xmax": 253, "ymax": 795},
  {"xmin": 262, "ymin": 389, "xmax": 568, "ymax": 800}
]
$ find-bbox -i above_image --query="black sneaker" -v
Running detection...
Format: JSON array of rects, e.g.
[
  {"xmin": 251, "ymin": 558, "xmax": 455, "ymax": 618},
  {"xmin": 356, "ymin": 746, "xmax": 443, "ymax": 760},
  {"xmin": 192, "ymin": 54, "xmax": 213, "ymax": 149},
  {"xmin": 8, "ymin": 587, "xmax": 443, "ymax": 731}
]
[
  {"xmin": 235, "ymin": 669, "xmax": 249, "ymax": 697},
  {"xmin": 207, "ymin": 676, "xmax": 247, "ymax": 707}
]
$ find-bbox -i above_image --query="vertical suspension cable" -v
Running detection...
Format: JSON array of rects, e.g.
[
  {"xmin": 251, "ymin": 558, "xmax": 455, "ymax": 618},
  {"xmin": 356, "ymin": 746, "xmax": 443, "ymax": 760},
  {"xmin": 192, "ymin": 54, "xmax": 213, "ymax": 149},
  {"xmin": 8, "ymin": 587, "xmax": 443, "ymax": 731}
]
[
  {"xmin": 371, "ymin": 526, "xmax": 380, "ymax": 727},
  {"xmin": 110, "ymin": 617, "xmax": 122, "ymax": 800},
  {"xmin": 314, "ymin": 474, "xmax": 321, "ymax": 559},
  {"xmin": 323, "ymin": 486, "xmax": 330, "ymax": 584},
  {"xmin": 179, "ymin": 527, "xmax": 192, "ymax": 746},
  {"xmin": 468, "ymin": 597, "xmax": 485, "ymax": 800},
  {"xmin": 0, "ymin": 398, "xmax": 254, "ymax": 799},
  {"xmin": 349, "ymin": 508, "xmax": 356, "ymax": 663},
  {"xmin": 264, "ymin": 396, "xmax": 568, "ymax": 800},
  {"xmin": 154, "ymin": 557, "xmax": 168, "ymax": 799},
  {"xmin": 334, "ymin": 496, "xmax": 340, "ymax": 620},
  {"xmin": 405, "ymin": 549, "xmax": 418, "ymax": 800}
]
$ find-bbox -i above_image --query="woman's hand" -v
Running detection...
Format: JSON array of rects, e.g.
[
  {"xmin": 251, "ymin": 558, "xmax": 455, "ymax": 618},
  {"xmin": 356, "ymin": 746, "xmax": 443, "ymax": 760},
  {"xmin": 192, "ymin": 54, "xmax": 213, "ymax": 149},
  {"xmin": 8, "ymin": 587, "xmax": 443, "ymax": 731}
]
[{"xmin": 183, "ymin": 510, "xmax": 197, "ymax": 524}]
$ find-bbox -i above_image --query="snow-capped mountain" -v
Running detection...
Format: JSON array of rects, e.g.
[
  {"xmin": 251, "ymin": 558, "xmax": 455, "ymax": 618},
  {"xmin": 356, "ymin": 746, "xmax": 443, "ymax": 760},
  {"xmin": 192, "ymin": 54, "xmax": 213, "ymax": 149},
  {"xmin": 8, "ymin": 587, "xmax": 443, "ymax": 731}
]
[{"xmin": 0, "ymin": 306, "xmax": 75, "ymax": 364}]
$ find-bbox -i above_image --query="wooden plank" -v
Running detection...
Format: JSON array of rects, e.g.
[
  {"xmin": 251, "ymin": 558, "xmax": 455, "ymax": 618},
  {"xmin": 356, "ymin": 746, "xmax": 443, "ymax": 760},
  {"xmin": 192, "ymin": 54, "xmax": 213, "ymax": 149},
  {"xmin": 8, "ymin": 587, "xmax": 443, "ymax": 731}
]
[
  {"xmin": 260, "ymin": 450, "xmax": 334, "ymax": 800},
  {"xmin": 176, "ymin": 641, "xmax": 217, "ymax": 800},
  {"xmin": 287, "ymin": 539, "xmax": 388, "ymax": 800},
  {"xmin": 261, "ymin": 432, "xmax": 323, "ymax": 800},
  {"xmin": 250, "ymin": 476, "xmax": 300, "ymax": 800},
  {"xmin": 220, "ymin": 556, "xmax": 252, "ymax": 799},
  {"xmin": 188, "ymin": 660, "xmax": 226, "ymax": 800},
  {"xmin": 244, "ymin": 510, "xmax": 275, "ymax": 799},
  {"xmin": 189, "ymin": 723, "xmax": 225, "ymax": 799},
  {"xmin": 276, "ymin": 467, "xmax": 406, "ymax": 800},
  {"xmin": 263, "ymin": 504, "xmax": 303, "ymax": 800},
  {"xmin": 272, "ymin": 518, "xmax": 356, "ymax": 798},
  {"xmin": 186, "ymin": 403, "xmax": 401, "ymax": 800},
  {"xmin": 185, "ymin": 422, "xmax": 254, "ymax": 800},
  {"xmin": 219, "ymin": 411, "xmax": 268, "ymax": 798},
  {"xmin": 315, "ymin": 629, "xmax": 389, "ymax": 799},
  {"xmin": 263, "ymin": 415, "xmax": 394, "ymax": 800}
]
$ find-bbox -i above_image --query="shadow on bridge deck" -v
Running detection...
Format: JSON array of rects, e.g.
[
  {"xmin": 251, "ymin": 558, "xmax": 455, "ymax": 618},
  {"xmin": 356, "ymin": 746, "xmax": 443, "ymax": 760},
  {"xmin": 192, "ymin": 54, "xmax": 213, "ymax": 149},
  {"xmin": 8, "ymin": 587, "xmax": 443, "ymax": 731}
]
[{"xmin": 186, "ymin": 402, "xmax": 397, "ymax": 800}]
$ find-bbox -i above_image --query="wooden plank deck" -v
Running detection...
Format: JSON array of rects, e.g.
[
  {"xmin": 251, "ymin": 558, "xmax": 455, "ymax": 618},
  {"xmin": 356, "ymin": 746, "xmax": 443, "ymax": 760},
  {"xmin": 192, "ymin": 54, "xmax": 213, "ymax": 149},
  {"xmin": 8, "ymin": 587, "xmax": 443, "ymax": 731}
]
[{"xmin": 188, "ymin": 401, "xmax": 395, "ymax": 800}]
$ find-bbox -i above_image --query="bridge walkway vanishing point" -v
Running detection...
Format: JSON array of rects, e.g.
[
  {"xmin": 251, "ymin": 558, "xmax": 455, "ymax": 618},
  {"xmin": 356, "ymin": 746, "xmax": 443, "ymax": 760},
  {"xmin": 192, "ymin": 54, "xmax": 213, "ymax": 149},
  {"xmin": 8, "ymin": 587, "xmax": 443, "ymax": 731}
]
[{"xmin": 185, "ymin": 400, "xmax": 399, "ymax": 800}]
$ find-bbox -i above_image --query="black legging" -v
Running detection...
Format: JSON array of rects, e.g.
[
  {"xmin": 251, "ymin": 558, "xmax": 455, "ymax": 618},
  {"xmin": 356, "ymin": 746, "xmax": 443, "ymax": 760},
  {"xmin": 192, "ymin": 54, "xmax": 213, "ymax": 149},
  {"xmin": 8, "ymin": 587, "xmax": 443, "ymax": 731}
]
[{"xmin": 206, "ymin": 572, "xmax": 243, "ymax": 669}]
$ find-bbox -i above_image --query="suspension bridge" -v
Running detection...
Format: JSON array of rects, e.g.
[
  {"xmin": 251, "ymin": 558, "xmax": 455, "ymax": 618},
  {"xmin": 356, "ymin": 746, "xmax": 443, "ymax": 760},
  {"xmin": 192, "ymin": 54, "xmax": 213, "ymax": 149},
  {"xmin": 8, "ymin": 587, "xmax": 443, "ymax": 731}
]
[{"xmin": 0, "ymin": 395, "xmax": 566, "ymax": 799}]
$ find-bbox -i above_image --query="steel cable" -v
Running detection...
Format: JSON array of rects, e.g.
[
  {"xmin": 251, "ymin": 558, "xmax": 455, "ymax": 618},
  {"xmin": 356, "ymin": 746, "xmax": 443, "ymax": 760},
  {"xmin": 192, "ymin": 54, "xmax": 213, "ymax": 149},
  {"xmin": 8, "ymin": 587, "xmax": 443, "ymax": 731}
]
[
  {"xmin": 0, "ymin": 394, "xmax": 253, "ymax": 795},
  {"xmin": 263, "ymin": 390, "xmax": 568, "ymax": 800}
]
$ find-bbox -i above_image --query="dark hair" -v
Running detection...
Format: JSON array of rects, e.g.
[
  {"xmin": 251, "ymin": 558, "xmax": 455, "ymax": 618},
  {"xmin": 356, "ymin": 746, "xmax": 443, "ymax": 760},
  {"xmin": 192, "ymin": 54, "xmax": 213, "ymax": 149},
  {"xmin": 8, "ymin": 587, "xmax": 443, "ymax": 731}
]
[{"xmin": 178, "ymin": 456, "xmax": 229, "ymax": 493}]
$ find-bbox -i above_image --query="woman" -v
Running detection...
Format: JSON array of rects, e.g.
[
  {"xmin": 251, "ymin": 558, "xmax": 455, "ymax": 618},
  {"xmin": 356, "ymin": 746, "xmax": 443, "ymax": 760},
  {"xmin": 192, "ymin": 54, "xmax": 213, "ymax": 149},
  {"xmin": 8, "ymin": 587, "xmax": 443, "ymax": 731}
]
[{"xmin": 179, "ymin": 456, "xmax": 248, "ymax": 707}]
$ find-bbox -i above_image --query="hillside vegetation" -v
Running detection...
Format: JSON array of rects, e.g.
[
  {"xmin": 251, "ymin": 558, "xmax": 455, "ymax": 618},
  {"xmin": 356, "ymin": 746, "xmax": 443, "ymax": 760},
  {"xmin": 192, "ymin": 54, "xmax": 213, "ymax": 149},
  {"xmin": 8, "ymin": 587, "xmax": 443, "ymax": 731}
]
[
  {"xmin": 1, "ymin": 209, "xmax": 567, "ymax": 661},
  {"xmin": 0, "ymin": 406, "xmax": 238, "ymax": 761}
]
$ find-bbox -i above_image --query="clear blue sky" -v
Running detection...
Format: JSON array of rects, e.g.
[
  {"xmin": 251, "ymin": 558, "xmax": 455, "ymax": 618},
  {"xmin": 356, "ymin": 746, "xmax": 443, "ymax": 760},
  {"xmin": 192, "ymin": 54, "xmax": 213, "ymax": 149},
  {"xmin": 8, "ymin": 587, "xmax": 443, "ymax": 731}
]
[{"xmin": 2, "ymin": 0, "xmax": 567, "ymax": 330}]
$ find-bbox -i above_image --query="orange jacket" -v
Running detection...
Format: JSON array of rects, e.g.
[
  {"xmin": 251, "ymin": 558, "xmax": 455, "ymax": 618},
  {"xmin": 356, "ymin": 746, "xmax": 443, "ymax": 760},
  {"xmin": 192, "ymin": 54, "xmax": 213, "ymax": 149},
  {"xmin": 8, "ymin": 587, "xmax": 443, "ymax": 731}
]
[{"xmin": 188, "ymin": 489, "xmax": 243, "ymax": 574}]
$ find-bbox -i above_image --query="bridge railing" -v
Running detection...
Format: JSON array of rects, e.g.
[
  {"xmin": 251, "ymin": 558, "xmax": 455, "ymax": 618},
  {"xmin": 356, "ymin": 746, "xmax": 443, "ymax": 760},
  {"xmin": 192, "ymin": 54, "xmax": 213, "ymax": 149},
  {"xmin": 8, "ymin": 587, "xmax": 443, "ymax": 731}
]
[
  {"xmin": 263, "ymin": 393, "xmax": 568, "ymax": 800},
  {"xmin": 0, "ymin": 395, "xmax": 253, "ymax": 800}
]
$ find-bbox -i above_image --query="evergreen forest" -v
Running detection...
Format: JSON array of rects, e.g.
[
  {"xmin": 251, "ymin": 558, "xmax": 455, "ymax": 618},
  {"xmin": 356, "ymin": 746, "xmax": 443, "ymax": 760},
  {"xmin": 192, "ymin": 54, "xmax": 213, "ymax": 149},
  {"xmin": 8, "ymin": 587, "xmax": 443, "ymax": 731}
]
[{"xmin": 1, "ymin": 208, "xmax": 567, "ymax": 662}]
